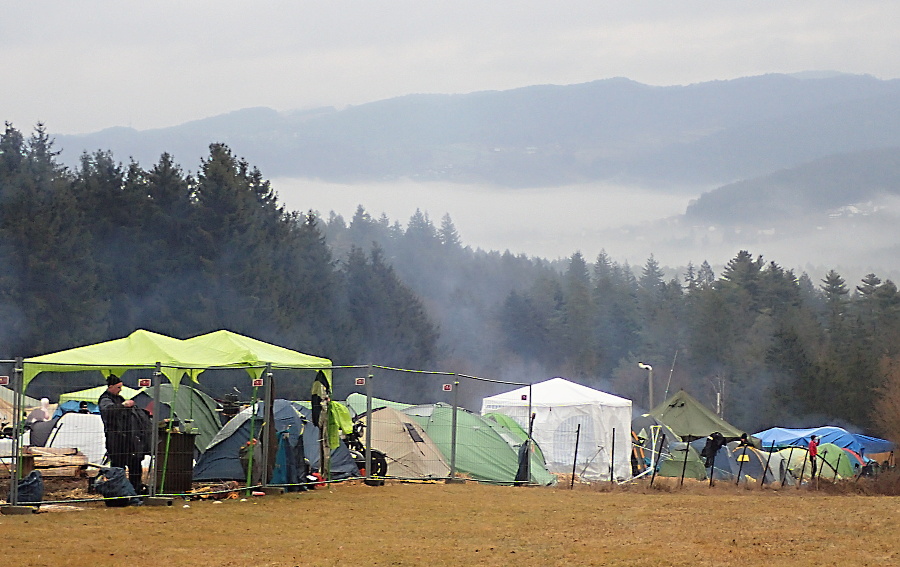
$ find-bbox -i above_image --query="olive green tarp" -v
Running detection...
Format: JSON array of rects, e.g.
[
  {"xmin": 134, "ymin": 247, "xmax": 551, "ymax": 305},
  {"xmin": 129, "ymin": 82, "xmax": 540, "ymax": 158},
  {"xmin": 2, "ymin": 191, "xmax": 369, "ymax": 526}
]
[{"xmin": 648, "ymin": 390, "xmax": 750, "ymax": 442}]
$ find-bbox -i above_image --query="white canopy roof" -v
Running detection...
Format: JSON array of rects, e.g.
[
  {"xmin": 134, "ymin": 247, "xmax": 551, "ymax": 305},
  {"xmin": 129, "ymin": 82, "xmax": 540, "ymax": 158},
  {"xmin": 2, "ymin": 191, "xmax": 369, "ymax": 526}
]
[{"xmin": 483, "ymin": 377, "xmax": 631, "ymax": 408}]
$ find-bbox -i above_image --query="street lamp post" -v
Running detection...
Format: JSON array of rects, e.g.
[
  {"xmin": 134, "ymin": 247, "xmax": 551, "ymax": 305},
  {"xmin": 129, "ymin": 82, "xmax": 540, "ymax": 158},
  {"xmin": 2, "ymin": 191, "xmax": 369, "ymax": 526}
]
[{"xmin": 638, "ymin": 362, "xmax": 653, "ymax": 409}]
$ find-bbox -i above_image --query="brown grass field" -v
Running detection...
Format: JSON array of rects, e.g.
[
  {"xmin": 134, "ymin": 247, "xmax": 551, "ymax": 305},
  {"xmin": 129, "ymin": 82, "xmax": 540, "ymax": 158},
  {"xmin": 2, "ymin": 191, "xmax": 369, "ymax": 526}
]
[{"xmin": 2, "ymin": 477, "xmax": 900, "ymax": 567}]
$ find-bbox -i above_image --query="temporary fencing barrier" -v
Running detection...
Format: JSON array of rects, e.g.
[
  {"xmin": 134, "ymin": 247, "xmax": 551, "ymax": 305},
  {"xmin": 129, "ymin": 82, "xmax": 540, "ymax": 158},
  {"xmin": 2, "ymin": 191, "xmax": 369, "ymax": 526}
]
[{"xmin": 2, "ymin": 356, "xmax": 557, "ymax": 508}]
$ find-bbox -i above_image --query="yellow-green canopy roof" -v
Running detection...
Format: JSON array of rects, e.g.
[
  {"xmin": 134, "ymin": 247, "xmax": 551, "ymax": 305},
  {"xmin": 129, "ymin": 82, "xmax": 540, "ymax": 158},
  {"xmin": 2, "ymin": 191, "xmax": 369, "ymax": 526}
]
[
  {"xmin": 23, "ymin": 329, "xmax": 253, "ymax": 388},
  {"xmin": 184, "ymin": 330, "xmax": 332, "ymax": 382},
  {"xmin": 23, "ymin": 329, "xmax": 333, "ymax": 389}
]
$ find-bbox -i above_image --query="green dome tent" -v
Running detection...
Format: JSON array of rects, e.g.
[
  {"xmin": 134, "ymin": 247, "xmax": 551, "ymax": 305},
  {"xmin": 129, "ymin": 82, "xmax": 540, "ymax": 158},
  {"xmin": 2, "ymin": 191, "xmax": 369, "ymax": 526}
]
[{"xmin": 404, "ymin": 403, "xmax": 556, "ymax": 485}]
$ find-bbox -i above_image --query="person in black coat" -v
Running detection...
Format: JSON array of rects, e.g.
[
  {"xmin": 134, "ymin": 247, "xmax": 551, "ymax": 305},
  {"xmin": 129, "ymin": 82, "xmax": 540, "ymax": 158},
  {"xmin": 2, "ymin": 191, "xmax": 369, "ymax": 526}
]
[{"xmin": 98, "ymin": 375, "xmax": 151, "ymax": 492}]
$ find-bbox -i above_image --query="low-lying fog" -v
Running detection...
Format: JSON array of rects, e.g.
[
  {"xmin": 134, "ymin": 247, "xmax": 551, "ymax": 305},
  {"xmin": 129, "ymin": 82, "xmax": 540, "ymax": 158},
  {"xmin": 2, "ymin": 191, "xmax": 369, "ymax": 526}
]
[
  {"xmin": 272, "ymin": 177, "xmax": 900, "ymax": 284},
  {"xmin": 272, "ymin": 177, "xmax": 695, "ymax": 260}
]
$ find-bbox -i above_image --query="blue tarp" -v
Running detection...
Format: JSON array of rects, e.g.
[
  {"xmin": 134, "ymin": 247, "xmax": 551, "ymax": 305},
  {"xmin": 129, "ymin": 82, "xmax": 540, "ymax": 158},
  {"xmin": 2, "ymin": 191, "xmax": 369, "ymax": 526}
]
[{"xmin": 753, "ymin": 426, "xmax": 893, "ymax": 457}]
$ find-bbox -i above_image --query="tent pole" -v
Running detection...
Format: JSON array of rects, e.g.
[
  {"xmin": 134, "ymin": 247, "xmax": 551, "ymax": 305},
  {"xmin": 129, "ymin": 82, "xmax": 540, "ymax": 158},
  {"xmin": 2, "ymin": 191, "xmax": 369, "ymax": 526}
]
[
  {"xmin": 148, "ymin": 363, "xmax": 162, "ymax": 497},
  {"xmin": 797, "ymin": 452, "xmax": 808, "ymax": 489},
  {"xmin": 679, "ymin": 439, "xmax": 689, "ymax": 487},
  {"xmin": 781, "ymin": 446, "xmax": 795, "ymax": 487},
  {"xmin": 761, "ymin": 441, "xmax": 776, "ymax": 486}
]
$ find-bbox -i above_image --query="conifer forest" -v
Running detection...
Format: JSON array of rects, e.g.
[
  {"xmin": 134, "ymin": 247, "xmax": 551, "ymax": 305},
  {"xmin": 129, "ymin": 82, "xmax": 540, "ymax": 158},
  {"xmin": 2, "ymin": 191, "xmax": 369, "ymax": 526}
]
[{"xmin": 2, "ymin": 124, "xmax": 899, "ymax": 438}]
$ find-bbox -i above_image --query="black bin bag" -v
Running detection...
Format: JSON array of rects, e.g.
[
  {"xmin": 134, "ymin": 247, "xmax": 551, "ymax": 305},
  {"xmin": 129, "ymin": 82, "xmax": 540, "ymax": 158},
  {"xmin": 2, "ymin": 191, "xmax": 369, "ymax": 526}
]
[{"xmin": 94, "ymin": 467, "xmax": 142, "ymax": 507}]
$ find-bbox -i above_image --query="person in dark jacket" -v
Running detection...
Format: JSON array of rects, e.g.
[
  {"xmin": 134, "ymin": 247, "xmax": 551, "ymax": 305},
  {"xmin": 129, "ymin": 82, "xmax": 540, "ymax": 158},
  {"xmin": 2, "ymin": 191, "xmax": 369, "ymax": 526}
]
[{"xmin": 98, "ymin": 375, "xmax": 150, "ymax": 492}]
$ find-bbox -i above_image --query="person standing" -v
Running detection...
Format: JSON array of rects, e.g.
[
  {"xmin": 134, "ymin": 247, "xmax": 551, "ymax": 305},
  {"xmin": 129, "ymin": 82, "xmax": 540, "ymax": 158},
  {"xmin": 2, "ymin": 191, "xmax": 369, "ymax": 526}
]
[
  {"xmin": 808, "ymin": 435, "xmax": 820, "ymax": 479},
  {"xmin": 98, "ymin": 375, "xmax": 147, "ymax": 492}
]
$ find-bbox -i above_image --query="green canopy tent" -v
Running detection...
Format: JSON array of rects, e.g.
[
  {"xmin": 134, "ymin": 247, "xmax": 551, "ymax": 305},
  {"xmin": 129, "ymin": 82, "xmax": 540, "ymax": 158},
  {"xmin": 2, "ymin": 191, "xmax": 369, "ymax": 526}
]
[
  {"xmin": 183, "ymin": 330, "xmax": 332, "ymax": 379},
  {"xmin": 403, "ymin": 403, "xmax": 556, "ymax": 486},
  {"xmin": 648, "ymin": 390, "xmax": 752, "ymax": 443},
  {"xmin": 23, "ymin": 329, "xmax": 252, "ymax": 389}
]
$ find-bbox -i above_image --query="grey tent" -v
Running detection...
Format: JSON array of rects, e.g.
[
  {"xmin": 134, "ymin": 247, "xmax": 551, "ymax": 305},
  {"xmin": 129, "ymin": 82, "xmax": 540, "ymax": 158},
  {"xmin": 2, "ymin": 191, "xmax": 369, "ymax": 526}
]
[
  {"xmin": 356, "ymin": 406, "xmax": 450, "ymax": 479},
  {"xmin": 193, "ymin": 400, "xmax": 359, "ymax": 482}
]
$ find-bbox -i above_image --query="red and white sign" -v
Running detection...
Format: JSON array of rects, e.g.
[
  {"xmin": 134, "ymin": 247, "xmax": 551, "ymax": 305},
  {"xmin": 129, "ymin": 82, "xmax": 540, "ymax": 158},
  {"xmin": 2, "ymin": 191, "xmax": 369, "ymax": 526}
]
[
  {"xmin": 252, "ymin": 378, "xmax": 264, "ymax": 387},
  {"xmin": 355, "ymin": 377, "xmax": 366, "ymax": 386},
  {"xmin": 138, "ymin": 378, "xmax": 152, "ymax": 388},
  {"xmin": 442, "ymin": 384, "xmax": 453, "ymax": 392},
  {"xmin": 0, "ymin": 376, "xmax": 8, "ymax": 386}
]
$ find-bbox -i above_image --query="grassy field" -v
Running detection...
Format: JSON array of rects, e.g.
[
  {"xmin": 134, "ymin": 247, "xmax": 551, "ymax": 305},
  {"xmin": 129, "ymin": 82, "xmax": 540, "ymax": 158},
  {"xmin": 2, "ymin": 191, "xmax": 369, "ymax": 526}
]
[{"xmin": 2, "ymin": 478, "xmax": 899, "ymax": 567}]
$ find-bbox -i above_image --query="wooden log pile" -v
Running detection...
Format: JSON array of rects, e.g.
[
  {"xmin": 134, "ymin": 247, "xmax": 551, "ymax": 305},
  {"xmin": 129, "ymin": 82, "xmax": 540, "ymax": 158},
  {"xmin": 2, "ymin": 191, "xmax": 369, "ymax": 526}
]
[{"xmin": 23, "ymin": 447, "xmax": 90, "ymax": 477}]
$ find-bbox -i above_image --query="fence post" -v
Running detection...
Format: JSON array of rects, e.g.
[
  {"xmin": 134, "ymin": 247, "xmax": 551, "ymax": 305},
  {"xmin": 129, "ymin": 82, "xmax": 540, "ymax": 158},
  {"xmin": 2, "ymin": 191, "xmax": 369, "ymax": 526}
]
[
  {"xmin": 262, "ymin": 363, "xmax": 274, "ymax": 487},
  {"xmin": 610, "ymin": 427, "xmax": 615, "ymax": 482},
  {"xmin": 570, "ymin": 423, "xmax": 581, "ymax": 488},
  {"xmin": 447, "ymin": 375, "xmax": 460, "ymax": 483},
  {"xmin": 9, "ymin": 357, "xmax": 24, "ymax": 506},
  {"xmin": 148, "ymin": 363, "xmax": 162, "ymax": 496},
  {"xmin": 365, "ymin": 364, "xmax": 373, "ymax": 481}
]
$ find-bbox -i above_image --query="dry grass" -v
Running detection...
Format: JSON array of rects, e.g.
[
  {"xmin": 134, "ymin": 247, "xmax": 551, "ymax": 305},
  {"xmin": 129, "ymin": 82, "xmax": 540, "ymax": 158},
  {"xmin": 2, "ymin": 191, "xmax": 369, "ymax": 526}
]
[{"xmin": 2, "ymin": 477, "xmax": 900, "ymax": 567}]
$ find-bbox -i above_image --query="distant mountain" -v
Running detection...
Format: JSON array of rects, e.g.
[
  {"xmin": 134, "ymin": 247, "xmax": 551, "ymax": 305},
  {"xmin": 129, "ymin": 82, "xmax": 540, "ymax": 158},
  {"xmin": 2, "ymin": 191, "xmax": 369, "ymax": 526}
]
[
  {"xmin": 52, "ymin": 73, "xmax": 900, "ymax": 187},
  {"xmin": 684, "ymin": 147, "xmax": 900, "ymax": 225}
]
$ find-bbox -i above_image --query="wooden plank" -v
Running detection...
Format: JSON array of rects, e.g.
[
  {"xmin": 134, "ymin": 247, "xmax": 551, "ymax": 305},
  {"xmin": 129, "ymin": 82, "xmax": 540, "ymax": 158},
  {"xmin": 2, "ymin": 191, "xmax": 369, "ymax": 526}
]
[
  {"xmin": 35, "ymin": 455, "xmax": 89, "ymax": 467},
  {"xmin": 24, "ymin": 446, "xmax": 79, "ymax": 457},
  {"xmin": 34, "ymin": 466, "xmax": 88, "ymax": 477}
]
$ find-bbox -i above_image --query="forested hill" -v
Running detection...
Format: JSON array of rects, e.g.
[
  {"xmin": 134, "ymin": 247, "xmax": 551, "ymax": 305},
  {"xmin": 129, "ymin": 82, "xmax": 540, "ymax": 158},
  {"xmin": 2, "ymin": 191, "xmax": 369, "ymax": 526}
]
[
  {"xmin": 685, "ymin": 148, "xmax": 900, "ymax": 225},
  {"xmin": 3, "ymin": 123, "xmax": 900, "ymax": 438},
  {"xmin": 50, "ymin": 73, "xmax": 900, "ymax": 187}
]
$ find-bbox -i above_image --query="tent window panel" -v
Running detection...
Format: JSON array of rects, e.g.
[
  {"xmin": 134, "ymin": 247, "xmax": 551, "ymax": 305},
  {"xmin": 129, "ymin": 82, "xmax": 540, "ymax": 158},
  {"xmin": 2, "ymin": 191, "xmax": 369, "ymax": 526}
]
[
  {"xmin": 552, "ymin": 415, "xmax": 596, "ymax": 465},
  {"xmin": 404, "ymin": 422, "xmax": 425, "ymax": 443}
]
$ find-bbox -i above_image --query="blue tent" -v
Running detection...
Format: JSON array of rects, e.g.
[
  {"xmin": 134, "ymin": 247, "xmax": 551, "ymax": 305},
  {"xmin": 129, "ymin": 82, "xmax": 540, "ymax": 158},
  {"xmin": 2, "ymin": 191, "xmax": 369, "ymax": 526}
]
[{"xmin": 753, "ymin": 426, "xmax": 893, "ymax": 457}]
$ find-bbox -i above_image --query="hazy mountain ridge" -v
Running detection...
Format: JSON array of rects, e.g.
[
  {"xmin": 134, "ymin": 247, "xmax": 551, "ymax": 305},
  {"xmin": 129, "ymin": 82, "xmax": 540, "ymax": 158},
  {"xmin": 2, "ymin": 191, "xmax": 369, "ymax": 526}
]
[
  {"xmin": 685, "ymin": 147, "xmax": 900, "ymax": 225},
  {"xmin": 53, "ymin": 73, "xmax": 900, "ymax": 188}
]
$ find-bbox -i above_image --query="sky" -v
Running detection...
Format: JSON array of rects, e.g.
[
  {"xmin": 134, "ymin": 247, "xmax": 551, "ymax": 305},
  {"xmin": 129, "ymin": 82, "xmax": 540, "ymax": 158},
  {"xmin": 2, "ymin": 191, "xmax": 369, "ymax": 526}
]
[{"xmin": 3, "ymin": 1, "xmax": 900, "ymax": 135}]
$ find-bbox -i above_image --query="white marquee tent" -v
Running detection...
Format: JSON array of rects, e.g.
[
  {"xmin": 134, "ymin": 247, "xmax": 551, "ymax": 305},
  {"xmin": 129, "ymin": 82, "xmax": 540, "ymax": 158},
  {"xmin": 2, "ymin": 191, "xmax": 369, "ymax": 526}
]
[{"xmin": 481, "ymin": 377, "xmax": 632, "ymax": 481}]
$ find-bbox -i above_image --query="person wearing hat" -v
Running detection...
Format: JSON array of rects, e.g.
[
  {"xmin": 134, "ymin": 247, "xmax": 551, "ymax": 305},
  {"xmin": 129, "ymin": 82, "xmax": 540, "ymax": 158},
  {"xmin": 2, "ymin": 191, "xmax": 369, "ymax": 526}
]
[{"xmin": 98, "ymin": 375, "xmax": 144, "ymax": 492}]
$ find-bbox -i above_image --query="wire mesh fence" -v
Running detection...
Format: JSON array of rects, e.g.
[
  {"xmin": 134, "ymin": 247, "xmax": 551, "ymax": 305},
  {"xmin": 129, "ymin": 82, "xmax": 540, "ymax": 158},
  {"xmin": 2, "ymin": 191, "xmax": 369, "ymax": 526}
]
[{"xmin": 2, "ymin": 358, "xmax": 560, "ymax": 508}]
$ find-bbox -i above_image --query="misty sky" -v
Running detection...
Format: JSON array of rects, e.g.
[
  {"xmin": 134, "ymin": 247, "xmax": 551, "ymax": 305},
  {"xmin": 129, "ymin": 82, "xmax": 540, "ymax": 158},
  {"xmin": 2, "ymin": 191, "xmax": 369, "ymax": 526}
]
[{"xmin": 4, "ymin": 1, "xmax": 899, "ymax": 135}]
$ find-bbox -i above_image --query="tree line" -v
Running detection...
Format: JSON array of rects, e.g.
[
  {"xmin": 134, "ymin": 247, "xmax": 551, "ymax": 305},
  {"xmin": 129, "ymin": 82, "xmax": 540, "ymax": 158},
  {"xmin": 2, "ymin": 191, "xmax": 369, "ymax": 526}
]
[
  {"xmin": 0, "ymin": 124, "xmax": 439, "ymax": 387},
  {"xmin": 3, "ymin": 123, "xmax": 899, "ymax": 438},
  {"xmin": 322, "ymin": 205, "xmax": 900, "ymax": 438}
]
